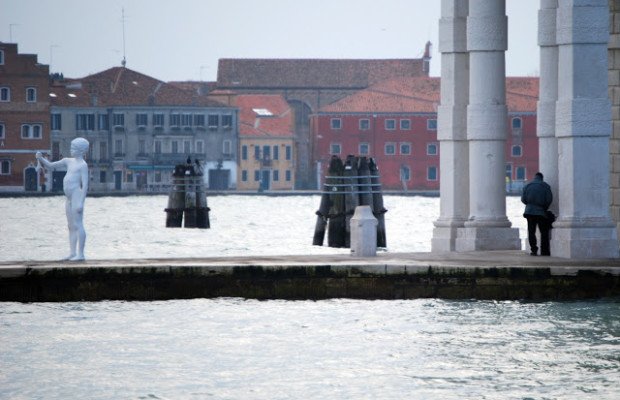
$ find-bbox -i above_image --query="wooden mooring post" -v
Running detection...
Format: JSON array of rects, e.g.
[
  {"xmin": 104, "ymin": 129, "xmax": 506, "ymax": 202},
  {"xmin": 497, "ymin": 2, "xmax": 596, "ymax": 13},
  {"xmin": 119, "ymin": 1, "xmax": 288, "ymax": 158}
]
[
  {"xmin": 313, "ymin": 155, "xmax": 386, "ymax": 248},
  {"xmin": 165, "ymin": 162, "xmax": 210, "ymax": 229}
]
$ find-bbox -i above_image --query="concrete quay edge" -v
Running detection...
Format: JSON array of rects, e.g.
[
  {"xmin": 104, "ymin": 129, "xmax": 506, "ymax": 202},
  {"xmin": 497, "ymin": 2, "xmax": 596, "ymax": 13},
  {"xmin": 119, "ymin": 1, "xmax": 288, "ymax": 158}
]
[{"xmin": 1, "ymin": 251, "xmax": 619, "ymax": 302}]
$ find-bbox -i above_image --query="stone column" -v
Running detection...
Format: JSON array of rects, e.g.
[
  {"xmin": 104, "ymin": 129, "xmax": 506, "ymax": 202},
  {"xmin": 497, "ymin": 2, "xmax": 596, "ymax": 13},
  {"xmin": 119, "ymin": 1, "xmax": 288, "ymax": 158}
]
[
  {"xmin": 552, "ymin": 0, "xmax": 619, "ymax": 258},
  {"xmin": 456, "ymin": 0, "xmax": 521, "ymax": 251},
  {"xmin": 432, "ymin": 0, "xmax": 470, "ymax": 252},
  {"xmin": 538, "ymin": 0, "xmax": 559, "ymax": 214}
]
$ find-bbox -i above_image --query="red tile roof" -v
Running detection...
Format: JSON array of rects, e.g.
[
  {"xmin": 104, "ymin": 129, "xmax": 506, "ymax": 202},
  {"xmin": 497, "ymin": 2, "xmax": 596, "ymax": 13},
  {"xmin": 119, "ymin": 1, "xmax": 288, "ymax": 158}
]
[
  {"xmin": 233, "ymin": 94, "xmax": 293, "ymax": 137},
  {"xmin": 217, "ymin": 58, "xmax": 428, "ymax": 89},
  {"xmin": 319, "ymin": 76, "xmax": 539, "ymax": 113},
  {"xmin": 50, "ymin": 67, "xmax": 229, "ymax": 108}
]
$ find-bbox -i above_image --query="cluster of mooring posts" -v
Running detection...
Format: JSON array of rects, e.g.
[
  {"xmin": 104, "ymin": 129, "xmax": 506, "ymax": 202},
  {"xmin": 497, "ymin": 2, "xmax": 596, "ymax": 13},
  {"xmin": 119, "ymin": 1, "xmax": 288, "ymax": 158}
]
[
  {"xmin": 165, "ymin": 160, "xmax": 210, "ymax": 228},
  {"xmin": 313, "ymin": 155, "xmax": 387, "ymax": 249}
]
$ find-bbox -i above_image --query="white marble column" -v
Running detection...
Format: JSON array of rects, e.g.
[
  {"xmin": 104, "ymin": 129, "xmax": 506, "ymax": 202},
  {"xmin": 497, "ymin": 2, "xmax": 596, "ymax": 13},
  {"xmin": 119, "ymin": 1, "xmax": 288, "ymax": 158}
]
[
  {"xmin": 551, "ymin": 0, "xmax": 619, "ymax": 258},
  {"xmin": 455, "ymin": 0, "xmax": 520, "ymax": 251},
  {"xmin": 537, "ymin": 0, "xmax": 559, "ymax": 214},
  {"xmin": 432, "ymin": 0, "xmax": 470, "ymax": 252}
]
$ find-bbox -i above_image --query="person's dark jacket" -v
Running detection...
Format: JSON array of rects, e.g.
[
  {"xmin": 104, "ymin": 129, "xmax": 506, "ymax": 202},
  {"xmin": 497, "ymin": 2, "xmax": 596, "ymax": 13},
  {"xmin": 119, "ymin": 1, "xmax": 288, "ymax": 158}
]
[{"xmin": 521, "ymin": 176, "xmax": 552, "ymax": 217}]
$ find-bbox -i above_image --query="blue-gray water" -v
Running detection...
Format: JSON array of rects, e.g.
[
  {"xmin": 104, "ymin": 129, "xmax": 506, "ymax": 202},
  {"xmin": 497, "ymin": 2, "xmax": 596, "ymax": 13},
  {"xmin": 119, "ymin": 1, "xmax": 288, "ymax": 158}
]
[
  {"xmin": 1, "ymin": 299, "xmax": 619, "ymax": 399},
  {"xmin": 1, "ymin": 196, "xmax": 619, "ymax": 399}
]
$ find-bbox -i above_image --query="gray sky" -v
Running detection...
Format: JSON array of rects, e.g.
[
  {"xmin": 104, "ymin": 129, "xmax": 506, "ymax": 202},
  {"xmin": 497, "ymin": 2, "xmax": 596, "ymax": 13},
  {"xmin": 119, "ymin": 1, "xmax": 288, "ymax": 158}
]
[{"xmin": 1, "ymin": 0, "xmax": 539, "ymax": 82}]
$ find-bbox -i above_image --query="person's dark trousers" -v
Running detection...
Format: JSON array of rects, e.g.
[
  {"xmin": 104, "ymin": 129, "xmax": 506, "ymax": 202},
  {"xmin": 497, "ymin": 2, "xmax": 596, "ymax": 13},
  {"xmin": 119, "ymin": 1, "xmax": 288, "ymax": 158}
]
[{"xmin": 526, "ymin": 215, "xmax": 550, "ymax": 255}]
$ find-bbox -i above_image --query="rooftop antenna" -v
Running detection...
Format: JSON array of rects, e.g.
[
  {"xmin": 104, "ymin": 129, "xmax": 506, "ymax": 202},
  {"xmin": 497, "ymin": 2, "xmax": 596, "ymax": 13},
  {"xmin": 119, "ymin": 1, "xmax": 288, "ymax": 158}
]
[{"xmin": 121, "ymin": 8, "xmax": 127, "ymax": 67}]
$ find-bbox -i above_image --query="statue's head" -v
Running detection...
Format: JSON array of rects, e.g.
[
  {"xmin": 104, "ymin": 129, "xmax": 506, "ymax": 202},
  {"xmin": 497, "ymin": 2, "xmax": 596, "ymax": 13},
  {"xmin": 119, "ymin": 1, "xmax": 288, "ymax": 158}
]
[{"xmin": 70, "ymin": 137, "xmax": 89, "ymax": 157}]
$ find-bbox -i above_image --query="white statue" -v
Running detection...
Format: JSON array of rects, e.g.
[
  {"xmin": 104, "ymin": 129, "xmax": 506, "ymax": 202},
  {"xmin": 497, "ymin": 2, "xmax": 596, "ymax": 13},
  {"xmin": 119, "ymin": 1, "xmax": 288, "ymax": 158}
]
[{"xmin": 36, "ymin": 137, "xmax": 90, "ymax": 261}]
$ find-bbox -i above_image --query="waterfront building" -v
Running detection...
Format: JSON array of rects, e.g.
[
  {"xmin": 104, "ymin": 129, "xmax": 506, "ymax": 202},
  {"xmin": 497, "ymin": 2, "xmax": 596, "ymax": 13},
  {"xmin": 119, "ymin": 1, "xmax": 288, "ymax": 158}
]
[
  {"xmin": 233, "ymin": 94, "xmax": 295, "ymax": 191},
  {"xmin": 214, "ymin": 45, "xmax": 432, "ymax": 189},
  {"xmin": 49, "ymin": 67, "xmax": 238, "ymax": 192},
  {"xmin": 311, "ymin": 76, "xmax": 538, "ymax": 191},
  {"xmin": 0, "ymin": 42, "xmax": 50, "ymax": 192}
]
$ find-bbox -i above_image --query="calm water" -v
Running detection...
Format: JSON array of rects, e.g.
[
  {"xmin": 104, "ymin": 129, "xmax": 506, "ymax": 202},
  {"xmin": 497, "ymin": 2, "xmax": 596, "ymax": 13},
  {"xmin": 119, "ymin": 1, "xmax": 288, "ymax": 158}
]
[
  {"xmin": 1, "ymin": 196, "xmax": 618, "ymax": 399},
  {"xmin": 0, "ymin": 194, "xmax": 528, "ymax": 261}
]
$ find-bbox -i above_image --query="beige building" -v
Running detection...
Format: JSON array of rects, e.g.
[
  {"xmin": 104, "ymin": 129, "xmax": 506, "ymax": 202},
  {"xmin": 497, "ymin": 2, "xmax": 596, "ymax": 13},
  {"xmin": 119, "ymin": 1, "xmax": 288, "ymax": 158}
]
[{"xmin": 233, "ymin": 94, "xmax": 295, "ymax": 191}]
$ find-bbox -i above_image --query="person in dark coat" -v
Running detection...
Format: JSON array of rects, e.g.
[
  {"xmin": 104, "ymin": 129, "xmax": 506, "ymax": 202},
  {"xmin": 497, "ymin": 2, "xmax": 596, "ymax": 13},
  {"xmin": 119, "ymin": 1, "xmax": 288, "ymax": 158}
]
[{"xmin": 521, "ymin": 172, "xmax": 553, "ymax": 256}]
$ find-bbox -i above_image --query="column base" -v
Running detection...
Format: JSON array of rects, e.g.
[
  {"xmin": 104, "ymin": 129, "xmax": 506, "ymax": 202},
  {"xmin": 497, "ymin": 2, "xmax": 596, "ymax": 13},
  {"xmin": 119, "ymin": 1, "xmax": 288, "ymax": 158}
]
[
  {"xmin": 455, "ymin": 226, "xmax": 521, "ymax": 251},
  {"xmin": 551, "ymin": 226, "xmax": 620, "ymax": 259},
  {"xmin": 432, "ymin": 226, "xmax": 460, "ymax": 252}
]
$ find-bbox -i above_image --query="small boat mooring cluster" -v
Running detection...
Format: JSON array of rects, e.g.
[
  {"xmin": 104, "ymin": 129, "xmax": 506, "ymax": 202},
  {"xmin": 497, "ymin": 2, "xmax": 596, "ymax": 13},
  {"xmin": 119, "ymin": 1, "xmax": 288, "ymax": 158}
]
[
  {"xmin": 313, "ymin": 155, "xmax": 387, "ymax": 248},
  {"xmin": 165, "ymin": 162, "xmax": 210, "ymax": 228}
]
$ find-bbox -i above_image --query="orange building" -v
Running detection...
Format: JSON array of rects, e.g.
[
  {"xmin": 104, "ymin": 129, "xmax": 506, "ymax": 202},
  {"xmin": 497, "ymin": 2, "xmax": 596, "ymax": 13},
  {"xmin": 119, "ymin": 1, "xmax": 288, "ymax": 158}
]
[{"xmin": 0, "ymin": 42, "xmax": 50, "ymax": 192}]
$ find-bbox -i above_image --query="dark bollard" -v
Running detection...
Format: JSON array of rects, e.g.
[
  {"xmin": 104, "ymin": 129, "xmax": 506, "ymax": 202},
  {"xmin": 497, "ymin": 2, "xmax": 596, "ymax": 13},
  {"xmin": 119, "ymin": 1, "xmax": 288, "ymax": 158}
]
[
  {"xmin": 327, "ymin": 156, "xmax": 346, "ymax": 248},
  {"xmin": 343, "ymin": 155, "xmax": 359, "ymax": 248},
  {"xmin": 313, "ymin": 188, "xmax": 331, "ymax": 246},
  {"xmin": 165, "ymin": 166, "xmax": 185, "ymax": 227},
  {"xmin": 357, "ymin": 156, "xmax": 373, "ymax": 208},
  {"xmin": 369, "ymin": 158, "xmax": 387, "ymax": 248},
  {"xmin": 196, "ymin": 177, "xmax": 210, "ymax": 229},
  {"xmin": 183, "ymin": 174, "xmax": 197, "ymax": 228}
]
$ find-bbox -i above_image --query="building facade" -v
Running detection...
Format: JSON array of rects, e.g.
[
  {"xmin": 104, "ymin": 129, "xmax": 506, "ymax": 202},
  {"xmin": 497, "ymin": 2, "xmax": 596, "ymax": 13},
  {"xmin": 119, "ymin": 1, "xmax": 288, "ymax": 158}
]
[
  {"xmin": 0, "ymin": 42, "xmax": 50, "ymax": 192},
  {"xmin": 234, "ymin": 94, "xmax": 295, "ymax": 191},
  {"xmin": 49, "ymin": 67, "xmax": 238, "ymax": 192},
  {"xmin": 312, "ymin": 77, "xmax": 539, "ymax": 191}
]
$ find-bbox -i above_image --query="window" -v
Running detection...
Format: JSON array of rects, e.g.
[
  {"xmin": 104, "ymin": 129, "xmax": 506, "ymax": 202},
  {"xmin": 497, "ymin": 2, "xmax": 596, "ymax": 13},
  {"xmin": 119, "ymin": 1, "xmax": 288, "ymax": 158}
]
[
  {"xmin": 1, "ymin": 160, "xmax": 10, "ymax": 175},
  {"xmin": 359, "ymin": 143, "xmax": 370, "ymax": 155},
  {"xmin": 359, "ymin": 119, "xmax": 370, "ymax": 130},
  {"xmin": 153, "ymin": 113, "xmax": 164, "ymax": 127},
  {"xmin": 400, "ymin": 166, "xmax": 411, "ymax": 181},
  {"xmin": 100, "ymin": 171, "xmax": 107, "ymax": 183},
  {"xmin": 516, "ymin": 166, "xmax": 526, "ymax": 180},
  {"xmin": 196, "ymin": 141, "xmax": 204, "ymax": 154},
  {"xmin": 0, "ymin": 50, "xmax": 4, "ymax": 65},
  {"xmin": 21, "ymin": 124, "xmax": 42, "ymax": 139},
  {"xmin": 273, "ymin": 145, "xmax": 279, "ymax": 160},
  {"xmin": 427, "ymin": 119, "xmax": 438, "ymax": 130},
  {"xmin": 171, "ymin": 140, "xmax": 179, "ymax": 153},
  {"xmin": 0, "ymin": 123, "xmax": 5, "ymax": 139},
  {"xmin": 254, "ymin": 170, "xmax": 260, "ymax": 181},
  {"xmin": 511, "ymin": 145, "xmax": 522, "ymax": 157},
  {"xmin": 76, "ymin": 113, "xmax": 95, "ymax": 130},
  {"xmin": 136, "ymin": 113, "xmax": 148, "ymax": 127},
  {"xmin": 242, "ymin": 170, "xmax": 248, "ymax": 181},
  {"xmin": 331, "ymin": 118, "xmax": 342, "ymax": 130},
  {"xmin": 113, "ymin": 113, "xmax": 124, "ymax": 127},
  {"xmin": 263, "ymin": 145, "xmax": 271, "ymax": 159},
  {"xmin": 155, "ymin": 171, "xmax": 162, "ymax": 183},
  {"xmin": 286, "ymin": 170, "xmax": 291, "ymax": 181},
  {"xmin": 170, "ymin": 113, "xmax": 180, "ymax": 127},
  {"xmin": 100, "ymin": 141, "xmax": 108, "ymax": 160},
  {"xmin": 51, "ymin": 113, "xmax": 62, "ymax": 130},
  {"xmin": 330, "ymin": 143, "xmax": 341, "ymax": 155},
  {"xmin": 138, "ymin": 139, "xmax": 146, "ymax": 155},
  {"xmin": 427, "ymin": 166, "xmax": 438, "ymax": 181},
  {"xmin": 427, "ymin": 143, "xmax": 438, "ymax": 155},
  {"xmin": 254, "ymin": 145, "xmax": 260, "ymax": 160},
  {"xmin": 222, "ymin": 114, "xmax": 232, "ymax": 129},
  {"xmin": 285, "ymin": 145, "xmax": 292, "ymax": 160},
  {"xmin": 194, "ymin": 114, "xmax": 205, "ymax": 127},
  {"xmin": 184, "ymin": 140, "xmax": 191, "ymax": 154},
  {"xmin": 400, "ymin": 119, "xmax": 411, "ymax": 130},
  {"xmin": 208, "ymin": 114, "xmax": 219, "ymax": 128},
  {"xmin": 26, "ymin": 87, "xmax": 36, "ymax": 103},
  {"xmin": 223, "ymin": 140, "xmax": 232, "ymax": 155},
  {"xmin": 273, "ymin": 170, "xmax": 279, "ymax": 181},
  {"xmin": 385, "ymin": 142, "xmax": 396, "ymax": 155},
  {"xmin": 505, "ymin": 164, "xmax": 513, "ymax": 180},
  {"xmin": 400, "ymin": 143, "xmax": 411, "ymax": 155},
  {"xmin": 0, "ymin": 87, "xmax": 10, "ymax": 101},
  {"xmin": 98, "ymin": 114, "xmax": 109, "ymax": 130},
  {"xmin": 114, "ymin": 139, "xmax": 123, "ymax": 156},
  {"xmin": 512, "ymin": 117, "xmax": 522, "ymax": 129},
  {"xmin": 154, "ymin": 140, "xmax": 162, "ymax": 154},
  {"xmin": 181, "ymin": 113, "xmax": 192, "ymax": 127},
  {"xmin": 385, "ymin": 119, "xmax": 396, "ymax": 130}
]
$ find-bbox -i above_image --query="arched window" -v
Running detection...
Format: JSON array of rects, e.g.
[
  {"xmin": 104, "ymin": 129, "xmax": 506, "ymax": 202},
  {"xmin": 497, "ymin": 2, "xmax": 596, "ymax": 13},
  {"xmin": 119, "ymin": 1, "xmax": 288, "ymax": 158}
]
[{"xmin": 512, "ymin": 117, "xmax": 522, "ymax": 129}]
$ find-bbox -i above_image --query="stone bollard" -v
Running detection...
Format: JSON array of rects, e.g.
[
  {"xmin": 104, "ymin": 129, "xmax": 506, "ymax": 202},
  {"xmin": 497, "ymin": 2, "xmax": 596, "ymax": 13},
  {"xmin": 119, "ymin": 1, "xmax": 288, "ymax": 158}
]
[{"xmin": 350, "ymin": 205, "xmax": 378, "ymax": 257}]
